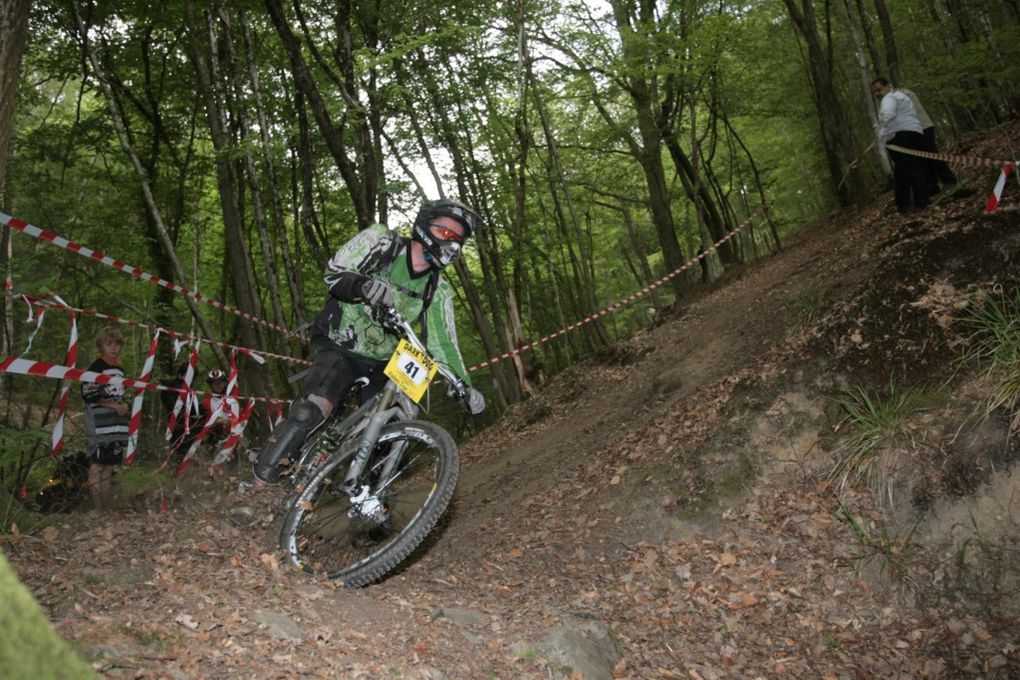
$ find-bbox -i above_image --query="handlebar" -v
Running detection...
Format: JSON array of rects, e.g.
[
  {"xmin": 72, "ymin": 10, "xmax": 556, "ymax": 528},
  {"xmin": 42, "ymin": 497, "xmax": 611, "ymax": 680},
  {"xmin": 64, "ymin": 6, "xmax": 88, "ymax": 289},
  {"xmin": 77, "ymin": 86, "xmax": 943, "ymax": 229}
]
[{"xmin": 374, "ymin": 306, "xmax": 468, "ymax": 399}]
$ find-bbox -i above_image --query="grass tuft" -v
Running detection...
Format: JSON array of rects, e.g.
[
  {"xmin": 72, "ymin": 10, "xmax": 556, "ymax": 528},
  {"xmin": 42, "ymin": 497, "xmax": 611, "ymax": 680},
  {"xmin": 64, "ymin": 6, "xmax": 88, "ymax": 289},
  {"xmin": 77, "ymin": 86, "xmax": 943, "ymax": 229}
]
[
  {"xmin": 957, "ymin": 286, "xmax": 1020, "ymax": 433},
  {"xmin": 829, "ymin": 378, "xmax": 930, "ymax": 505}
]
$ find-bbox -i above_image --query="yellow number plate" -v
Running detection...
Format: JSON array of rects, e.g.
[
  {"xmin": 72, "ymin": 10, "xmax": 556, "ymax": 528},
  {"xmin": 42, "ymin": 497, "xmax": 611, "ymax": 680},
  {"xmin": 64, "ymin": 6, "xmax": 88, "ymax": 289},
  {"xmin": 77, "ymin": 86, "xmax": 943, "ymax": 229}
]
[{"xmin": 383, "ymin": 339, "xmax": 438, "ymax": 403}]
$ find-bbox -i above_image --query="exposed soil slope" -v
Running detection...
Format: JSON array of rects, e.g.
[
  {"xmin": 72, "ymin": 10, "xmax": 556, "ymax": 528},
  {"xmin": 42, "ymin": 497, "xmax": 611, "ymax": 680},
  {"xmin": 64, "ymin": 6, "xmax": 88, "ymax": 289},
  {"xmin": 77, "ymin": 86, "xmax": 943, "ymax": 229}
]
[{"xmin": 5, "ymin": 124, "xmax": 1020, "ymax": 679}]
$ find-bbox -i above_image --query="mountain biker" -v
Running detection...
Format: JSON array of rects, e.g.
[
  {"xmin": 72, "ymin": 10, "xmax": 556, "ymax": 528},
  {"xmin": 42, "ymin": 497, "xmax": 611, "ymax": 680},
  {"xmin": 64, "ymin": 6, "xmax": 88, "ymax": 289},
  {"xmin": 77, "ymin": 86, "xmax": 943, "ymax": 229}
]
[{"xmin": 253, "ymin": 198, "xmax": 486, "ymax": 484}]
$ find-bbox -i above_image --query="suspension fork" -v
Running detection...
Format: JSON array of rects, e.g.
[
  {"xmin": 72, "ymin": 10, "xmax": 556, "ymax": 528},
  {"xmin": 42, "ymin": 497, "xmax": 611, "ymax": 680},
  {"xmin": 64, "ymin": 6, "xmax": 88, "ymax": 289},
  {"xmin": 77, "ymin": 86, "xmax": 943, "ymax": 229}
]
[{"xmin": 343, "ymin": 382, "xmax": 402, "ymax": 487}]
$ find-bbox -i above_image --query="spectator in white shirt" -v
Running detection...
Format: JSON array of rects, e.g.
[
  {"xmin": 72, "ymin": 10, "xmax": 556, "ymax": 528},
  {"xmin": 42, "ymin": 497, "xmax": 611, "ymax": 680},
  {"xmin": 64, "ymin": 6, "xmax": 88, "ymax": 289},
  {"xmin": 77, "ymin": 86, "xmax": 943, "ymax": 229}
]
[
  {"xmin": 873, "ymin": 77, "xmax": 940, "ymax": 215},
  {"xmin": 899, "ymin": 86, "xmax": 957, "ymax": 190}
]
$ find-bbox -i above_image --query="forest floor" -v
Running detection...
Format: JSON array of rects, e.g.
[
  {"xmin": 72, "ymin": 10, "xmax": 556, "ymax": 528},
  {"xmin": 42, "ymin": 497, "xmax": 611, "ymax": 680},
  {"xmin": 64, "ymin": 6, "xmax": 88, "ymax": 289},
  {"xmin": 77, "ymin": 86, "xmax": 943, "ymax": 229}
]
[{"xmin": 6, "ymin": 122, "xmax": 1020, "ymax": 679}]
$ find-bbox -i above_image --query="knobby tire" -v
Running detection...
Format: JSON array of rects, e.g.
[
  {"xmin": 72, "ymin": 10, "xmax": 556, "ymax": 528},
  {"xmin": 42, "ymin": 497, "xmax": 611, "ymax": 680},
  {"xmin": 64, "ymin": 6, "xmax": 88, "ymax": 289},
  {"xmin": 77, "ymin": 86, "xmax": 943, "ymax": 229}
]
[{"xmin": 278, "ymin": 420, "xmax": 458, "ymax": 587}]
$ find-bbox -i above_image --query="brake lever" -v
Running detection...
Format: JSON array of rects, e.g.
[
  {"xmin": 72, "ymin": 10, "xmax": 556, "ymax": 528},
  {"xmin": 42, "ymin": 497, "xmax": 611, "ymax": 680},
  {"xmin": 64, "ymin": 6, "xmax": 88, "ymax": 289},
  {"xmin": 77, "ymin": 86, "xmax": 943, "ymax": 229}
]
[
  {"xmin": 446, "ymin": 379, "xmax": 468, "ymax": 401},
  {"xmin": 370, "ymin": 305, "xmax": 401, "ymax": 331}
]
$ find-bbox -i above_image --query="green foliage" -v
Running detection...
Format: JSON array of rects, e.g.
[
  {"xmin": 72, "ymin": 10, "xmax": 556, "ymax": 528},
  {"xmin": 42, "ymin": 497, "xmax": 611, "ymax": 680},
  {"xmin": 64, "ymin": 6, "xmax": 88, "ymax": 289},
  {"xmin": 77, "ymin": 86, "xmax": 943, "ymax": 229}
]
[
  {"xmin": 4, "ymin": 0, "xmax": 1016, "ymax": 432},
  {"xmin": 0, "ymin": 421, "xmax": 52, "ymax": 507}
]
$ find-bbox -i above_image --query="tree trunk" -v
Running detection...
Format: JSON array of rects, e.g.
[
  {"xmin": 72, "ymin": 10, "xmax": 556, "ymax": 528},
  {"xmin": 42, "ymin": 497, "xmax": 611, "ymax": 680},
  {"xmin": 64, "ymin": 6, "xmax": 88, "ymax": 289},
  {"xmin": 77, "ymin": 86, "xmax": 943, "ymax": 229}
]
[
  {"xmin": 852, "ymin": 0, "xmax": 882, "ymax": 75},
  {"xmin": 183, "ymin": 3, "xmax": 271, "ymax": 397},
  {"xmin": 293, "ymin": 88, "xmax": 330, "ymax": 267},
  {"xmin": 238, "ymin": 9, "xmax": 307, "ymax": 328},
  {"xmin": 217, "ymin": 10, "xmax": 288, "ymax": 353},
  {"xmin": 844, "ymin": 0, "xmax": 891, "ymax": 177},
  {"xmin": 529, "ymin": 69, "xmax": 611, "ymax": 349},
  {"xmin": 0, "ymin": 0, "xmax": 27, "ymax": 200},
  {"xmin": 530, "ymin": 78, "xmax": 607, "ymax": 350},
  {"xmin": 504, "ymin": 9, "xmax": 541, "ymax": 398},
  {"xmin": 715, "ymin": 109, "xmax": 782, "ymax": 251},
  {"xmin": 606, "ymin": 0, "xmax": 690, "ymax": 297},
  {"xmin": 71, "ymin": 2, "xmax": 226, "ymax": 367},
  {"xmin": 263, "ymin": 0, "xmax": 372, "ymax": 228},
  {"xmin": 0, "ymin": 0, "xmax": 30, "ymax": 358},
  {"xmin": 872, "ymin": 0, "xmax": 901, "ymax": 84},
  {"xmin": 782, "ymin": 0, "xmax": 871, "ymax": 207},
  {"xmin": 621, "ymin": 204, "xmax": 662, "ymax": 308}
]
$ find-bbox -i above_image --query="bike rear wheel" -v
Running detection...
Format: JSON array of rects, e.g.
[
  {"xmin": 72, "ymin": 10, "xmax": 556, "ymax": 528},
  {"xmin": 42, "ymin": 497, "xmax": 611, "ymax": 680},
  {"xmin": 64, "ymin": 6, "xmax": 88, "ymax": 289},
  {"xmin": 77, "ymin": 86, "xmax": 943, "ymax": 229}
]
[{"xmin": 279, "ymin": 420, "xmax": 458, "ymax": 587}]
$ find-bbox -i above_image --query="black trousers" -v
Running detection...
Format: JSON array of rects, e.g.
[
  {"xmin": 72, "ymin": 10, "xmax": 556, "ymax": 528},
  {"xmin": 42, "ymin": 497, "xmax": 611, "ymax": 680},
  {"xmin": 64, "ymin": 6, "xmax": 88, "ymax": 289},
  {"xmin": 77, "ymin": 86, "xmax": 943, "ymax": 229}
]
[
  {"xmin": 922, "ymin": 127, "xmax": 957, "ymax": 188},
  {"xmin": 887, "ymin": 130, "xmax": 938, "ymax": 213},
  {"xmin": 302, "ymin": 336, "xmax": 389, "ymax": 407}
]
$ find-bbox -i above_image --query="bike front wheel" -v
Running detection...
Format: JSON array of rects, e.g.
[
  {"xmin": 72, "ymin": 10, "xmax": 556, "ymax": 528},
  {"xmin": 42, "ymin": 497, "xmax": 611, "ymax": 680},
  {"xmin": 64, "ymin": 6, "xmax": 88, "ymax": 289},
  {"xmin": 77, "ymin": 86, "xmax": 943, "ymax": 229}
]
[{"xmin": 279, "ymin": 420, "xmax": 459, "ymax": 587}]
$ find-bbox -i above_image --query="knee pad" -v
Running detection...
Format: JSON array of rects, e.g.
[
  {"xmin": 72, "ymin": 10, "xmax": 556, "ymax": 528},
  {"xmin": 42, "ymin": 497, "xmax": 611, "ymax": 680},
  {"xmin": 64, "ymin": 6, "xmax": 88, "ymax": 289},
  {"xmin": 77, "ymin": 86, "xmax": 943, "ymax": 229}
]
[{"xmin": 290, "ymin": 396, "xmax": 328, "ymax": 427}]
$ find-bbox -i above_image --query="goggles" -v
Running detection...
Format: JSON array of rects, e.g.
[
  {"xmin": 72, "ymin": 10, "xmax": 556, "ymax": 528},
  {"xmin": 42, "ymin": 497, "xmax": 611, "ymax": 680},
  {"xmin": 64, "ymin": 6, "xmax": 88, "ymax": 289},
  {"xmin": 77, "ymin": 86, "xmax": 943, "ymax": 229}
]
[{"xmin": 429, "ymin": 223, "xmax": 465, "ymax": 244}]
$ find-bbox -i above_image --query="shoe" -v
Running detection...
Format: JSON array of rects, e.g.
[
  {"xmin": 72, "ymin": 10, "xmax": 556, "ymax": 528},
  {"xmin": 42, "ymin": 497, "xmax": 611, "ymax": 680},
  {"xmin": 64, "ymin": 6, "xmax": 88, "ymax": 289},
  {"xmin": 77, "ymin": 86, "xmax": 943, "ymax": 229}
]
[{"xmin": 251, "ymin": 463, "xmax": 281, "ymax": 485}]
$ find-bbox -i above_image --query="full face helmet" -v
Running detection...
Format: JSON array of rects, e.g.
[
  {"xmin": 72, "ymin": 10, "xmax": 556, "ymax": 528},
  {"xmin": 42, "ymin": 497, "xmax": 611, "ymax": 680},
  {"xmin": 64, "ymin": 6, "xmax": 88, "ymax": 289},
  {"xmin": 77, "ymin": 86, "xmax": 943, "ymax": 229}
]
[{"xmin": 411, "ymin": 199, "xmax": 482, "ymax": 270}]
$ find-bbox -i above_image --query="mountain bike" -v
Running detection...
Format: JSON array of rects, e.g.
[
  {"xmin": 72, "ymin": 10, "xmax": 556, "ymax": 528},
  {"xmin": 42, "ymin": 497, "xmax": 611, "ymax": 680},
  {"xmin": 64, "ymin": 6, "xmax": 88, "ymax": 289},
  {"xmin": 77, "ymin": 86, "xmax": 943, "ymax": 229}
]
[{"xmin": 276, "ymin": 307, "xmax": 465, "ymax": 587}]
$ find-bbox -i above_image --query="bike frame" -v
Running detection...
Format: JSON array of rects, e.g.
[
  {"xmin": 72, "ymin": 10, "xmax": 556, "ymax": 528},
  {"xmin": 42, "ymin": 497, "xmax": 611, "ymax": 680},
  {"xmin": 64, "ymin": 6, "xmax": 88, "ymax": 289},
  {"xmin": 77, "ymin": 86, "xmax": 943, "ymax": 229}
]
[{"xmin": 285, "ymin": 309, "xmax": 465, "ymax": 495}]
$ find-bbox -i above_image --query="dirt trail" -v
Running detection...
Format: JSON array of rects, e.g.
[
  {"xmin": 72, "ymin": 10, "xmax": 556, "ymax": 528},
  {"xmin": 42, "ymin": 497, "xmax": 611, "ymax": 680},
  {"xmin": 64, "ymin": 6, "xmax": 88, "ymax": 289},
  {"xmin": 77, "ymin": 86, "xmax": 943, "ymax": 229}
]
[
  {"xmin": 6, "ymin": 136, "xmax": 1020, "ymax": 677},
  {"xmin": 450, "ymin": 213, "xmax": 859, "ymax": 551}
]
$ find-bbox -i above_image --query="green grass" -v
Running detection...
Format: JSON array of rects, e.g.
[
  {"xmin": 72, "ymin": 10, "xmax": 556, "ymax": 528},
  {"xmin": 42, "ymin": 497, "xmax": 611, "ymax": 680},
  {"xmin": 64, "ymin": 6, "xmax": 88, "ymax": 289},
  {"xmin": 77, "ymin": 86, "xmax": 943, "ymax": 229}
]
[
  {"xmin": 958, "ymin": 286, "xmax": 1020, "ymax": 431},
  {"xmin": 829, "ymin": 378, "xmax": 931, "ymax": 503},
  {"xmin": 833, "ymin": 498, "xmax": 923, "ymax": 588}
]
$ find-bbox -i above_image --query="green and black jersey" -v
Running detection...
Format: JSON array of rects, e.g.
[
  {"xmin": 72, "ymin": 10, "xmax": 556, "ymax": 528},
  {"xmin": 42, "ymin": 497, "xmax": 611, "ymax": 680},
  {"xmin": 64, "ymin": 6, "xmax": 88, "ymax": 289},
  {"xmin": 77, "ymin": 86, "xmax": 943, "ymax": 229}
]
[{"xmin": 311, "ymin": 224, "xmax": 471, "ymax": 385}]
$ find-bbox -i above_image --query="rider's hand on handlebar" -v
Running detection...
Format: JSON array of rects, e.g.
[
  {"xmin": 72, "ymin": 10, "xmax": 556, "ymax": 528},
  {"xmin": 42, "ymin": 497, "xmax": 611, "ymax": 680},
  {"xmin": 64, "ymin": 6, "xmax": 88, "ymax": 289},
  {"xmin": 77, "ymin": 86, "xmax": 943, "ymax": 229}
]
[
  {"xmin": 446, "ymin": 381, "xmax": 483, "ymax": 414},
  {"xmin": 361, "ymin": 279, "xmax": 394, "ymax": 309},
  {"xmin": 461, "ymin": 386, "xmax": 485, "ymax": 415}
]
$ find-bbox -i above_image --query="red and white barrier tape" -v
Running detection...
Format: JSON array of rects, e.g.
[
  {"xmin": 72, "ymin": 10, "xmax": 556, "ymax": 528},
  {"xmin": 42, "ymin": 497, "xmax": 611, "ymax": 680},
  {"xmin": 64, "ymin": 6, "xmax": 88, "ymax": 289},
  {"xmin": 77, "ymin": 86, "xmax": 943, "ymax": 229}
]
[
  {"xmin": 177, "ymin": 392, "xmax": 227, "ymax": 475},
  {"xmin": 0, "ymin": 211, "xmax": 302, "ymax": 340},
  {"xmin": 0, "ymin": 354, "xmax": 289, "ymax": 406},
  {"xmin": 125, "ymin": 329, "xmax": 160, "ymax": 465},
  {"xmin": 21, "ymin": 303, "xmax": 45, "ymax": 354},
  {"xmin": 6, "ymin": 291, "xmax": 311, "ymax": 367},
  {"xmin": 466, "ymin": 213, "xmax": 756, "ymax": 372},
  {"xmin": 210, "ymin": 399, "xmax": 256, "ymax": 471},
  {"xmin": 985, "ymin": 162, "xmax": 1015, "ymax": 213},
  {"xmin": 165, "ymin": 343, "xmax": 201, "ymax": 443},
  {"xmin": 50, "ymin": 301, "xmax": 78, "ymax": 456},
  {"xmin": 267, "ymin": 401, "xmax": 286, "ymax": 431},
  {"xmin": 884, "ymin": 144, "xmax": 1012, "ymax": 169}
]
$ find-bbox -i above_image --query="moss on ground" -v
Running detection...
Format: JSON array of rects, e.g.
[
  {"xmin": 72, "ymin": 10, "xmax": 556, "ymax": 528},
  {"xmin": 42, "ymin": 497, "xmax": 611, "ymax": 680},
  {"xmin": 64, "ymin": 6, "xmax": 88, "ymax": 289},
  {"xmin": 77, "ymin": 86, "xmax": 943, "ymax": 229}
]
[{"xmin": 0, "ymin": 551, "xmax": 94, "ymax": 678}]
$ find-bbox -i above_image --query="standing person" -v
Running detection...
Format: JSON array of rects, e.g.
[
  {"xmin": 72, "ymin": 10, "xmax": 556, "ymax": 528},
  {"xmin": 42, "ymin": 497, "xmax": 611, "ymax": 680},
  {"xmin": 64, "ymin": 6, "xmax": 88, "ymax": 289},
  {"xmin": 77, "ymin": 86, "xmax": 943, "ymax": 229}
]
[
  {"xmin": 253, "ymin": 198, "xmax": 486, "ymax": 484},
  {"xmin": 898, "ymin": 85, "xmax": 958, "ymax": 190},
  {"xmin": 80, "ymin": 326, "xmax": 130, "ymax": 504},
  {"xmin": 872, "ymin": 77, "xmax": 938, "ymax": 215}
]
